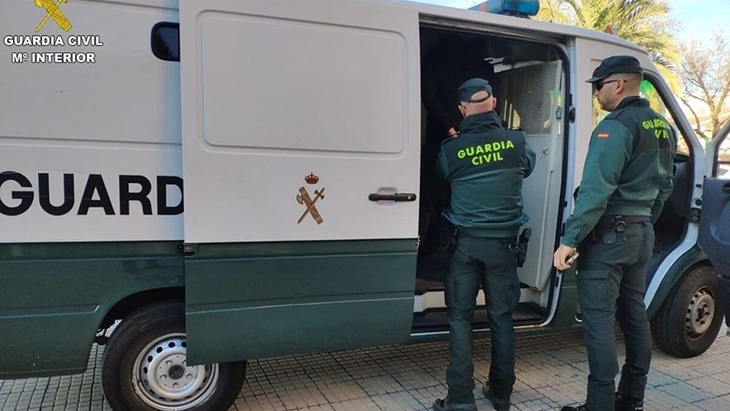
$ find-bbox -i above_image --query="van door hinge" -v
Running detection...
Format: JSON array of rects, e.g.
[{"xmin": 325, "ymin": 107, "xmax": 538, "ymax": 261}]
[
  {"xmin": 690, "ymin": 207, "xmax": 701, "ymax": 223},
  {"xmin": 178, "ymin": 243, "xmax": 196, "ymax": 256},
  {"xmin": 568, "ymin": 106, "xmax": 576, "ymax": 123}
]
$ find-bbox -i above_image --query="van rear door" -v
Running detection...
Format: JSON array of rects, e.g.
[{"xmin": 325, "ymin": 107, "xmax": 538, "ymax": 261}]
[
  {"xmin": 178, "ymin": 0, "xmax": 421, "ymax": 365},
  {"xmin": 699, "ymin": 123, "xmax": 730, "ymax": 313}
]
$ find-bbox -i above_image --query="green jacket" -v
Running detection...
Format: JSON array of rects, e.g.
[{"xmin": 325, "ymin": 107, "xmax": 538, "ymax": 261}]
[
  {"xmin": 435, "ymin": 111, "xmax": 536, "ymax": 238},
  {"xmin": 562, "ymin": 96, "xmax": 677, "ymax": 248}
]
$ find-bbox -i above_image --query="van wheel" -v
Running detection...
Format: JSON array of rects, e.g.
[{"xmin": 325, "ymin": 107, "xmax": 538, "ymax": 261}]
[
  {"xmin": 651, "ymin": 266, "xmax": 725, "ymax": 358},
  {"xmin": 101, "ymin": 301, "xmax": 247, "ymax": 411}
]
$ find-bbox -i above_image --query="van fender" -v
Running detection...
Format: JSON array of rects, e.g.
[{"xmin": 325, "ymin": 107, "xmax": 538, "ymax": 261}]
[{"xmin": 646, "ymin": 245, "xmax": 708, "ymax": 318}]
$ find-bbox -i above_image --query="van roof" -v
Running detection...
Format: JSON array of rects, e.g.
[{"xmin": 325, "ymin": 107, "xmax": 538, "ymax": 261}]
[
  {"xmin": 128, "ymin": 0, "xmax": 646, "ymax": 56},
  {"xmin": 394, "ymin": 0, "xmax": 647, "ymax": 55}
]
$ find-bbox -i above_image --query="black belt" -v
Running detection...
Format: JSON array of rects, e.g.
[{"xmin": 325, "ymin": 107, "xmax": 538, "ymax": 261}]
[
  {"xmin": 457, "ymin": 230, "xmax": 516, "ymax": 244},
  {"xmin": 596, "ymin": 215, "xmax": 650, "ymax": 231}
]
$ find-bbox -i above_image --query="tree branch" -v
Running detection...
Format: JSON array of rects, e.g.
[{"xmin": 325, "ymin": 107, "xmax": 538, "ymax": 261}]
[{"xmin": 681, "ymin": 98, "xmax": 708, "ymax": 140}]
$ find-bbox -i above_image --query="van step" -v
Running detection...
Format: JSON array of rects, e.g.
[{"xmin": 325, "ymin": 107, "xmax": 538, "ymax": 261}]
[
  {"xmin": 415, "ymin": 278, "xmax": 530, "ymax": 295},
  {"xmin": 411, "ymin": 303, "xmax": 546, "ymax": 332}
]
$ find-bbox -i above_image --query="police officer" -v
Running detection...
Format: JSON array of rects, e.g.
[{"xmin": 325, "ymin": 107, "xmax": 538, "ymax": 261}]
[
  {"xmin": 553, "ymin": 56, "xmax": 676, "ymax": 411},
  {"xmin": 433, "ymin": 78, "xmax": 535, "ymax": 411}
]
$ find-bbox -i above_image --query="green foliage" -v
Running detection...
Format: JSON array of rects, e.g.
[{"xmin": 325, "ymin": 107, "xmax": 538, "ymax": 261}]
[{"xmin": 536, "ymin": 0, "xmax": 679, "ymax": 92}]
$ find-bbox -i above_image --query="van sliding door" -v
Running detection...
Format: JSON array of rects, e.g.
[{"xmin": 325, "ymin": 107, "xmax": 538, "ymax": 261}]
[
  {"xmin": 178, "ymin": 0, "xmax": 420, "ymax": 365},
  {"xmin": 498, "ymin": 60, "xmax": 564, "ymax": 290}
]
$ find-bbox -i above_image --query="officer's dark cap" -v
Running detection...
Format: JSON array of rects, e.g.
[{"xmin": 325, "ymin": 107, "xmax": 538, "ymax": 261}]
[
  {"xmin": 458, "ymin": 78, "xmax": 493, "ymax": 103},
  {"xmin": 586, "ymin": 55, "xmax": 643, "ymax": 83}
]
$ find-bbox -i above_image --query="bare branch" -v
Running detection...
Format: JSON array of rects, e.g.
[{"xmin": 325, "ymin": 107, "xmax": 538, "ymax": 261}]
[
  {"xmin": 679, "ymin": 33, "xmax": 730, "ymax": 136},
  {"xmin": 680, "ymin": 98, "xmax": 709, "ymax": 140}
]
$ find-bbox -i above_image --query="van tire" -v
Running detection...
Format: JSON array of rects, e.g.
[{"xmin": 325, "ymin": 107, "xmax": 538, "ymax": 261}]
[
  {"xmin": 101, "ymin": 301, "xmax": 246, "ymax": 411},
  {"xmin": 651, "ymin": 266, "xmax": 724, "ymax": 358}
]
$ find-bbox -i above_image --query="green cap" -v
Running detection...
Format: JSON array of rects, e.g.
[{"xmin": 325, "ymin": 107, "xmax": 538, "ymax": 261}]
[
  {"xmin": 458, "ymin": 78, "xmax": 493, "ymax": 103},
  {"xmin": 586, "ymin": 55, "xmax": 643, "ymax": 83}
]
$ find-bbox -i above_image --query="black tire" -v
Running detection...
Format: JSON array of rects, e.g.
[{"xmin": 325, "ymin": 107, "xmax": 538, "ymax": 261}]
[
  {"xmin": 651, "ymin": 265, "xmax": 725, "ymax": 358},
  {"xmin": 101, "ymin": 301, "xmax": 247, "ymax": 411}
]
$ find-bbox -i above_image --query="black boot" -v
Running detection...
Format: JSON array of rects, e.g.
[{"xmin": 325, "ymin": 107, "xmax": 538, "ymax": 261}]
[
  {"xmin": 615, "ymin": 392, "xmax": 643, "ymax": 411},
  {"xmin": 482, "ymin": 382, "xmax": 510, "ymax": 411},
  {"xmin": 432, "ymin": 398, "xmax": 477, "ymax": 411},
  {"xmin": 560, "ymin": 404, "xmax": 588, "ymax": 411}
]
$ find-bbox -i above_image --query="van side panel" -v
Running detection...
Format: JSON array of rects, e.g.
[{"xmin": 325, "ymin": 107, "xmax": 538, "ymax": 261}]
[
  {"xmin": 0, "ymin": 242, "xmax": 183, "ymax": 379},
  {"xmin": 0, "ymin": 0, "xmax": 185, "ymax": 378},
  {"xmin": 179, "ymin": 0, "xmax": 421, "ymax": 366},
  {"xmin": 0, "ymin": 1, "xmax": 182, "ymax": 243},
  {"xmin": 179, "ymin": 0, "xmax": 421, "ymax": 244},
  {"xmin": 185, "ymin": 240, "xmax": 416, "ymax": 365}
]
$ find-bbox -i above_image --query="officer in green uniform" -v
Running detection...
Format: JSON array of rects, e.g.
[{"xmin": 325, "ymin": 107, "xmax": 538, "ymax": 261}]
[
  {"xmin": 554, "ymin": 56, "xmax": 677, "ymax": 411},
  {"xmin": 433, "ymin": 78, "xmax": 536, "ymax": 411}
]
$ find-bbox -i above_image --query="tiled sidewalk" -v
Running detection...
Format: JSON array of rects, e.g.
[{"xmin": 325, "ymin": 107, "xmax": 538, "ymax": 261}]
[{"xmin": 2, "ymin": 325, "xmax": 729, "ymax": 411}]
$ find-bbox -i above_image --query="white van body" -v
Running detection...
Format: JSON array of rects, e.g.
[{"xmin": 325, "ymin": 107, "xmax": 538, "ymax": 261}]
[{"xmin": 2, "ymin": 1, "xmax": 728, "ymax": 410}]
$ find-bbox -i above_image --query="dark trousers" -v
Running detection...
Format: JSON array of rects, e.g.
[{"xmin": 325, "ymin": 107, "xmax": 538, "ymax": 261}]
[
  {"xmin": 577, "ymin": 223, "xmax": 654, "ymax": 411},
  {"xmin": 445, "ymin": 235, "xmax": 520, "ymax": 404}
]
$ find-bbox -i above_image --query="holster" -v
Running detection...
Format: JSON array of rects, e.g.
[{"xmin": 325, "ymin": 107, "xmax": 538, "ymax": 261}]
[
  {"xmin": 514, "ymin": 228, "xmax": 531, "ymax": 268},
  {"xmin": 591, "ymin": 215, "xmax": 648, "ymax": 245},
  {"xmin": 434, "ymin": 216, "xmax": 458, "ymax": 253}
]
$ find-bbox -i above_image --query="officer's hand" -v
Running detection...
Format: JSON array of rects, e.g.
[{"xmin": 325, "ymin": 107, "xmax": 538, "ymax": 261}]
[{"xmin": 553, "ymin": 244, "xmax": 575, "ymax": 271}]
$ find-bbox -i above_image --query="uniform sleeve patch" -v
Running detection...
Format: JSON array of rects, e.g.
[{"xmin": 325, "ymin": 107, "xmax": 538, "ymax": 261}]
[{"xmin": 597, "ymin": 132, "xmax": 609, "ymax": 139}]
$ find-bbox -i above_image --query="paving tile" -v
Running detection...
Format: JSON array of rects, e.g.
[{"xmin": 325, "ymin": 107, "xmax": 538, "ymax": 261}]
[
  {"xmin": 687, "ymin": 376, "xmax": 730, "ymax": 397},
  {"xmin": 369, "ymin": 391, "xmax": 427, "ymax": 410},
  {"xmin": 694, "ymin": 396, "xmax": 730, "ymax": 411},
  {"xmin": 1, "ymin": 325, "xmax": 729, "ymax": 410},
  {"xmin": 657, "ymin": 381, "xmax": 715, "ymax": 403},
  {"xmin": 330, "ymin": 397, "xmax": 381, "ymax": 411}
]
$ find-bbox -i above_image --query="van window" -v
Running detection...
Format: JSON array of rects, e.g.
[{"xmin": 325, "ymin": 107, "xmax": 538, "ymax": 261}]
[
  {"xmin": 151, "ymin": 22, "xmax": 180, "ymax": 62},
  {"xmin": 591, "ymin": 79, "xmax": 690, "ymax": 156},
  {"xmin": 640, "ymin": 80, "xmax": 690, "ymax": 156},
  {"xmin": 717, "ymin": 136, "xmax": 730, "ymax": 179}
]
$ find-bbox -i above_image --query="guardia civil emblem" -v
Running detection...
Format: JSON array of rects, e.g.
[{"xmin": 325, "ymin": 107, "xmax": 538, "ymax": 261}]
[
  {"xmin": 297, "ymin": 173, "xmax": 325, "ymax": 225},
  {"xmin": 35, "ymin": 0, "xmax": 73, "ymax": 32}
]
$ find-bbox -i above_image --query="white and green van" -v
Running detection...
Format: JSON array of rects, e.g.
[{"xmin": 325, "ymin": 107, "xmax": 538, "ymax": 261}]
[{"xmin": 1, "ymin": 0, "xmax": 728, "ymax": 410}]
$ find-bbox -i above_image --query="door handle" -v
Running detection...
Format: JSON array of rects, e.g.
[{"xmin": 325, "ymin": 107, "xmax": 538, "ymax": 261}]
[
  {"xmin": 723, "ymin": 183, "xmax": 730, "ymax": 193},
  {"xmin": 368, "ymin": 193, "xmax": 417, "ymax": 202}
]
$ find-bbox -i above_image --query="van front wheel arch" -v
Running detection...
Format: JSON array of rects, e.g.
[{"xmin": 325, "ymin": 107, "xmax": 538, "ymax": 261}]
[
  {"xmin": 101, "ymin": 301, "xmax": 247, "ymax": 411},
  {"xmin": 651, "ymin": 266, "xmax": 725, "ymax": 358}
]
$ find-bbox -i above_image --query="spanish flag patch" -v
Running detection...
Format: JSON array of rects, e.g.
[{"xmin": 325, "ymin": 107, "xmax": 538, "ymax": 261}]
[{"xmin": 597, "ymin": 132, "xmax": 609, "ymax": 139}]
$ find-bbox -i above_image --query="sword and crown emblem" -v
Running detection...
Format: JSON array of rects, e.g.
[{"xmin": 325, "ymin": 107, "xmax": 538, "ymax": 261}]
[
  {"xmin": 35, "ymin": 0, "xmax": 73, "ymax": 32},
  {"xmin": 297, "ymin": 174, "xmax": 325, "ymax": 225}
]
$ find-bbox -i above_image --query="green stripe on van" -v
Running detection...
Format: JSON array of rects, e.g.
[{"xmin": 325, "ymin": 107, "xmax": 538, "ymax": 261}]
[{"xmin": 185, "ymin": 239, "xmax": 417, "ymax": 364}]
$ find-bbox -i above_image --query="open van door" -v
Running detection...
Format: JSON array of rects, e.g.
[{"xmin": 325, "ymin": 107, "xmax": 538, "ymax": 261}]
[
  {"xmin": 178, "ymin": 0, "xmax": 421, "ymax": 365},
  {"xmin": 699, "ymin": 122, "xmax": 730, "ymax": 319}
]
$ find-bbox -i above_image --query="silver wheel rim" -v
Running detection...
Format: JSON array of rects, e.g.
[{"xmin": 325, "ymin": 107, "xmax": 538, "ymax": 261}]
[
  {"xmin": 132, "ymin": 333, "xmax": 219, "ymax": 410},
  {"xmin": 686, "ymin": 287, "xmax": 715, "ymax": 337}
]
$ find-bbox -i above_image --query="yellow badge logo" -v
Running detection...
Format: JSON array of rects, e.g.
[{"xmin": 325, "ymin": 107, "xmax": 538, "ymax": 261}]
[
  {"xmin": 597, "ymin": 132, "xmax": 609, "ymax": 139},
  {"xmin": 35, "ymin": 0, "xmax": 73, "ymax": 33}
]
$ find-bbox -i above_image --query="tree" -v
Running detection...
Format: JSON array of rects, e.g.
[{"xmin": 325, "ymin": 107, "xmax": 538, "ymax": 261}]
[
  {"xmin": 536, "ymin": 0, "xmax": 680, "ymax": 91},
  {"xmin": 679, "ymin": 31, "xmax": 730, "ymax": 139}
]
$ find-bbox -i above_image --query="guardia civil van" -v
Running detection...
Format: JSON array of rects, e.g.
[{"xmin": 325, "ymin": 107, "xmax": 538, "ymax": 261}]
[{"xmin": 1, "ymin": 0, "xmax": 729, "ymax": 410}]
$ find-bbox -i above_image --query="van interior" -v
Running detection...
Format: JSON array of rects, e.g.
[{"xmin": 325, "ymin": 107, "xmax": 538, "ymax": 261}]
[
  {"xmin": 413, "ymin": 25, "xmax": 567, "ymax": 333},
  {"xmin": 412, "ymin": 24, "xmax": 694, "ymax": 334}
]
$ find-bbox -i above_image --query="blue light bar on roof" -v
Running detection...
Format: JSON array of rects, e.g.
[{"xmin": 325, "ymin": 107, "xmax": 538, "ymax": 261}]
[{"xmin": 470, "ymin": 0, "xmax": 540, "ymax": 17}]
